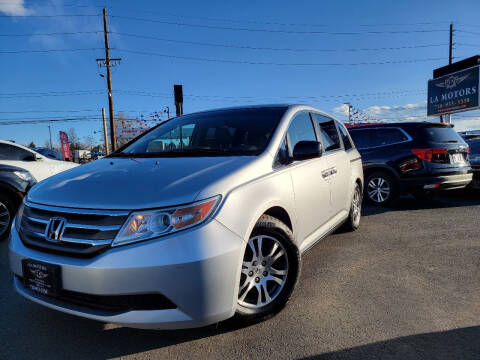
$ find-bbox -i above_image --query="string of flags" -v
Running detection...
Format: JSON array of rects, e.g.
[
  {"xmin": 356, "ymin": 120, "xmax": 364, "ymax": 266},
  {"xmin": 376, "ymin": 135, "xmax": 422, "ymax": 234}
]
[{"xmin": 348, "ymin": 104, "xmax": 382, "ymax": 124}]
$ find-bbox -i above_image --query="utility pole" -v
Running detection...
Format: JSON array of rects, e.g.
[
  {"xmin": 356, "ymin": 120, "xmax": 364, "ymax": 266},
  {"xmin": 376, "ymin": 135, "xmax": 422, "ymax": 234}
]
[
  {"xmin": 48, "ymin": 125, "xmax": 52, "ymax": 149},
  {"xmin": 444, "ymin": 23, "xmax": 454, "ymax": 124},
  {"xmin": 449, "ymin": 23, "xmax": 453, "ymax": 65},
  {"xmin": 102, "ymin": 107, "xmax": 110, "ymax": 155},
  {"xmin": 96, "ymin": 8, "xmax": 121, "ymax": 152}
]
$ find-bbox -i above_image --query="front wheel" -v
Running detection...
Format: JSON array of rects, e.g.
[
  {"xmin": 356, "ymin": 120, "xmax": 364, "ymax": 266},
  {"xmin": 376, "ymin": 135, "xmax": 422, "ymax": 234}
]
[
  {"xmin": 234, "ymin": 215, "xmax": 300, "ymax": 323},
  {"xmin": 0, "ymin": 194, "xmax": 15, "ymax": 241}
]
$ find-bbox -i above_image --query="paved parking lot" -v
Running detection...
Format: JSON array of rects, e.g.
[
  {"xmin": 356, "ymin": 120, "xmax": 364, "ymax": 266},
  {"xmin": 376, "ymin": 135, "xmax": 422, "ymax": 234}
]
[{"xmin": 1, "ymin": 191, "xmax": 479, "ymax": 360}]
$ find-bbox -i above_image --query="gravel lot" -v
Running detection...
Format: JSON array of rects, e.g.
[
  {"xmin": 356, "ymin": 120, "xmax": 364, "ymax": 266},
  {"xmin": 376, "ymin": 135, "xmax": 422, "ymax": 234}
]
[{"xmin": 1, "ymin": 191, "xmax": 479, "ymax": 360}]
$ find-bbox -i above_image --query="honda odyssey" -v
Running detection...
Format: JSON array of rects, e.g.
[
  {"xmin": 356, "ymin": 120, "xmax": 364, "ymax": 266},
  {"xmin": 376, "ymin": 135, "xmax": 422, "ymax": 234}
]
[{"xmin": 9, "ymin": 105, "xmax": 363, "ymax": 329}]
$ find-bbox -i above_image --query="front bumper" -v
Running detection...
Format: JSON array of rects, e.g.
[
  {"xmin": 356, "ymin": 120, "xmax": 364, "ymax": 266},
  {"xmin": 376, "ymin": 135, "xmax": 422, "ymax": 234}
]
[
  {"xmin": 401, "ymin": 172, "xmax": 473, "ymax": 192},
  {"xmin": 9, "ymin": 219, "xmax": 245, "ymax": 329}
]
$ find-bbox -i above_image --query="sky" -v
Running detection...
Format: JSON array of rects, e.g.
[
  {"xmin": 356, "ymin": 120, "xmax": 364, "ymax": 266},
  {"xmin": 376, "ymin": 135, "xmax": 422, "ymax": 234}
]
[{"xmin": 1, "ymin": 0, "xmax": 480, "ymax": 147}]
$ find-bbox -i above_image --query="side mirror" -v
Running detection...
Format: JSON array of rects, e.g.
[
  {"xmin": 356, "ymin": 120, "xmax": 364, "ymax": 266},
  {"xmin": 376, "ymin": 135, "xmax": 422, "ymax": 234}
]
[
  {"xmin": 293, "ymin": 141, "xmax": 322, "ymax": 161},
  {"xmin": 23, "ymin": 154, "xmax": 37, "ymax": 161}
]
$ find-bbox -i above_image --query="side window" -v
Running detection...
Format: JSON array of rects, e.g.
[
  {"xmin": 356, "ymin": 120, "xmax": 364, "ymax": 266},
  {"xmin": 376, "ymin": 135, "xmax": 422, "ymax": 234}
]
[
  {"xmin": 371, "ymin": 128, "xmax": 408, "ymax": 147},
  {"xmin": 0, "ymin": 143, "xmax": 33, "ymax": 160},
  {"xmin": 287, "ymin": 112, "xmax": 317, "ymax": 156},
  {"xmin": 312, "ymin": 114, "xmax": 341, "ymax": 152},
  {"xmin": 337, "ymin": 123, "xmax": 353, "ymax": 151},
  {"xmin": 349, "ymin": 129, "xmax": 371, "ymax": 149}
]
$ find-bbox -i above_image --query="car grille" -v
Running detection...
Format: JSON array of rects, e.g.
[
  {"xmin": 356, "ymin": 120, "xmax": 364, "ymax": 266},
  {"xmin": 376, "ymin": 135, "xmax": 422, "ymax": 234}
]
[
  {"xmin": 19, "ymin": 202, "xmax": 130, "ymax": 257},
  {"xmin": 16, "ymin": 276, "xmax": 176, "ymax": 313}
]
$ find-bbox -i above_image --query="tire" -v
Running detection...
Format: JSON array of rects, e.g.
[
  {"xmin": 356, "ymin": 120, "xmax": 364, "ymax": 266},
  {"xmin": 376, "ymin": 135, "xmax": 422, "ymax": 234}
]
[
  {"xmin": 365, "ymin": 171, "xmax": 397, "ymax": 206},
  {"xmin": 341, "ymin": 182, "xmax": 362, "ymax": 232},
  {"xmin": 0, "ymin": 193, "xmax": 16, "ymax": 241},
  {"xmin": 234, "ymin": 215, "xmax": 300, "ymax": 324}
]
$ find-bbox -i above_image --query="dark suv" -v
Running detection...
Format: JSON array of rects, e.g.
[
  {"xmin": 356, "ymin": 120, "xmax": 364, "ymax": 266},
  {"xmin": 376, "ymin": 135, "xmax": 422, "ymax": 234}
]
[
  {"xmin": 463, "ymin": 136, "xmax": 480, "ymax": 189},
  {"xmin": 348, "ymin": 122, "xmax": 472, "ymax": 205}
]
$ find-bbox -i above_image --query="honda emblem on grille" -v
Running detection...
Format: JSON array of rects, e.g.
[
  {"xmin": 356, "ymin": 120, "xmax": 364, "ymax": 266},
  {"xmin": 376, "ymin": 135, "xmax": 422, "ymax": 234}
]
[{"xmin": 45, "ymin": 217, "xmax": 66, "ymax": 243}]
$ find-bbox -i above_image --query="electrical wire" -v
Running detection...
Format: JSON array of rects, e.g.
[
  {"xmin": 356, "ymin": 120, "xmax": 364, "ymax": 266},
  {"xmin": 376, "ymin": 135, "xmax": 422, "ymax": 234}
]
[
  {"xmin": 0, "ymin": 31, "xmax": 102, "ymax": 37},
  {"xmin": 0, "ymin": 47, "xmax": 104, "ymax": 54},
  {"xmin": 110, "ymin": 31, "xmax": 448, "ymax": 53},
  {"xmin": 110, "ymin": 15, "xmax": 448, "ymax": 35},
  {"xmin": 115, "ymin": 48, "xmax": 444, "ymax": 66},
  {"xmin": 0, "ymin": 14, "xmax": 100, "ymax": 18}
]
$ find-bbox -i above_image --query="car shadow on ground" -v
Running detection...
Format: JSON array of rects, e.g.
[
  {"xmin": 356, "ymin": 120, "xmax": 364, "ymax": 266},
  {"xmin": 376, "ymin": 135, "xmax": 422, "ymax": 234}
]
[
  {"xmin": 362, "ymin": 189, "xmax": 480, "ymax": 217},
  {"xmin": 300, "ymin": 326, "xmax": 480, "ymax": 360}
]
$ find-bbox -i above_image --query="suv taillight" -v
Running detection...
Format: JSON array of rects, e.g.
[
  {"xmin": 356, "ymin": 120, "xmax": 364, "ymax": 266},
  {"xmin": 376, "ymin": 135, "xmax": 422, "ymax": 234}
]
[{"xmin": 411, "ymin": 148, "xmax": 448, "ymax": 162}]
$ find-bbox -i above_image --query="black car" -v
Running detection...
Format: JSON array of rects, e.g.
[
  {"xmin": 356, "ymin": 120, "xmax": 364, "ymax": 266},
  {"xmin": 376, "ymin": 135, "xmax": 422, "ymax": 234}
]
[
  {"xmin": 348, "ymin": 122, "xmax": 472, "ymax": 205},
  {"xmin": 33, "ymin": 147, "xmax": 64, "ymax": 161},
  {"xmin": 0, "ymin": 164, "xmax": 37, "ymax": 240},
  {"xmin": 464, "ymin": 137, "xmax": 480, "ymax": 189}
]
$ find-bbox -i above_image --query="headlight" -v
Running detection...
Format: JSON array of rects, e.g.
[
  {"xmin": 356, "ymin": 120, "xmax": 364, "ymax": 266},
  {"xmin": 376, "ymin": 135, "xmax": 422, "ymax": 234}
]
[
  {"xmin": 13, "ymin": 170, "xmax": 35, "ymax": 182},
  {"xmin": 15, "ymin": 202, "xmax": 25, "ymax": 232},
  {"xmin": 112, "ymin": 195, "xmax": 221, "ymax": 247}
]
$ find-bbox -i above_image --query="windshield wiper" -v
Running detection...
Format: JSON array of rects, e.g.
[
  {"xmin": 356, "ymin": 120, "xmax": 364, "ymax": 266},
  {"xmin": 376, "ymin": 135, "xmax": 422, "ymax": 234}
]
[
  {"xmin": 109, "ymin": 148, "xmax": 246, "ymax": 158},
  {"xmin": 184, "ymin": 148, "xmax": 245, "ymax": 156}
]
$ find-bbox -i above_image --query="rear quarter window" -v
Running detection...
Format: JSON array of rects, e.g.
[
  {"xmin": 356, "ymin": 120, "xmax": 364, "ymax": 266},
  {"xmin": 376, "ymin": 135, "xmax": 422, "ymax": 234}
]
[{"xmin": 417, "ymin": 126, "xmax": 464, "ymax": 143}]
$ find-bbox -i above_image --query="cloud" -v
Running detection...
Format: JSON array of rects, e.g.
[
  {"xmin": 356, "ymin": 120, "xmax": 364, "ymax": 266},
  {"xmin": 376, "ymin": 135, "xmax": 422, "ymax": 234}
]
[
  {"xmin": 333, "ymin": 103, "xmax": 350, "ymax": 116},
  {"xmin": 0, "ymin": 0, "xmax": 32, "ymax": 16},
  {"xmin": 366, "ymin": 105, "xmax": 392, "ymax": 114},
  {"xmin": 453, "ymin": 117, "xmax": 480, "ymax": 131}
]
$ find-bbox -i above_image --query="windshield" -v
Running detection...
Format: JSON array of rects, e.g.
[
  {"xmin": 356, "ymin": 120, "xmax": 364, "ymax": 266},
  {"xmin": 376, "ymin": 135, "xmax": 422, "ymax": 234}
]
[{"xmin": 116, "ymin": 107, "xmax": 287, "ymax": 157}]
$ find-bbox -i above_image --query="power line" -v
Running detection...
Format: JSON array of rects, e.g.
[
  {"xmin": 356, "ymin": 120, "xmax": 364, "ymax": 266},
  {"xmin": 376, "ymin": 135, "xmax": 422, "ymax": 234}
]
[
  {"xmin": 457, "ymin": 29, "xmax": 480, "ymax": 36},
  {"xmin": 0, "ymin": 31, "xmax": 102, "ymax": 37},
  {"xmin": 111, "ymin": 31, "xmax": 448, "ymax": 53},
  {"xmin": 105, "ymin": 6, "xmax": 449, "ymax": 28},
  {"xmin": 0, "ymin": 88, "xmax": 425, "ymax": 101},
  {"xmin": 0, "ymin": 47, "xmax": 104, "ymax": 54},
  {"xmin": 110, "ymin": 15, "xmax": 448, "ymax": 35},
  {"xmin": 115, "ymin": 48, "xmax": 444, "ymax": 66},
  {"xmin": 0, "ymin": 90, "xmax": 105, "ymax": 98},
  {"xmin": 0, "ymin": 14, "xmax": 100, "ymax": 18},
  {"xmin": 0, "ymin": 109, "xmax": 161, "ymax": 114}
]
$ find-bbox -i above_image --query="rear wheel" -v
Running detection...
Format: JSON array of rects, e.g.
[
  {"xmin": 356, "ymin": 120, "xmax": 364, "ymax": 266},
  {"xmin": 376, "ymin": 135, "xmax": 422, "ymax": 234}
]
[
  {"xmin": 341, "ymin": 183, "xmax": 362, "ymax": 231},
  {"xmin": 0, "ymin": 193, "xmax": 15, "ymax": 241},
  {"xmin": 234, "ymin": 215, "xmax": 300, "ymax": 323},
  {"xmin": 365, "ymin": 171, "xmax": 397, "ymax": 206}
]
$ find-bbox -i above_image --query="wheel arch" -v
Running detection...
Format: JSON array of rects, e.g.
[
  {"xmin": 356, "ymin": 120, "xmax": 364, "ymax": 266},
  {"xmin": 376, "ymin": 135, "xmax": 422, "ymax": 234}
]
[
  {"xmin": 0, "ymin": 182, "xmax": 23, "ymax": 207},
  {"xmin": 363, "ymin": 165, "xmax": 400, "ymax": 184},
  {"xmin": 263, "ymin": 206, "xmax": 293, "ymax": 231}
]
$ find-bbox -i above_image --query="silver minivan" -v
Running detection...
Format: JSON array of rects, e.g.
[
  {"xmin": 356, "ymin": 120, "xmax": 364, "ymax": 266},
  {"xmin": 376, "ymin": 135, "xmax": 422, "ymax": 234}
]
[{"xmin": 10, "ymin": 105, "xmax": 363, "ymax": 329}]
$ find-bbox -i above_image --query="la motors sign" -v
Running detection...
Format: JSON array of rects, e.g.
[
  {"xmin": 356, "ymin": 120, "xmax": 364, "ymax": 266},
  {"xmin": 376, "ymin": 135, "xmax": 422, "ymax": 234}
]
[{"xmin": 427, "ymin": 66, "xmax": 480, "ymax": 116}]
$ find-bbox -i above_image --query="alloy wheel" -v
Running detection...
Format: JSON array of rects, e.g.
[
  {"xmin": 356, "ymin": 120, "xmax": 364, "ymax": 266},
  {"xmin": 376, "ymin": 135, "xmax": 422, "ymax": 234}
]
[
  {"xmin": 0, "ymin": 202, "xmax": 11, "ymax": 237},
  {"xmin": 352, "ymin": 186, "xmax": 362, "ymax": 226},
  {"xmin": 367, "ymin": 177, "xmax": 391, "ymax": 203},
  {"xmin": 238, "ymin": 235, "xmax": 289, "ymax": 309}
]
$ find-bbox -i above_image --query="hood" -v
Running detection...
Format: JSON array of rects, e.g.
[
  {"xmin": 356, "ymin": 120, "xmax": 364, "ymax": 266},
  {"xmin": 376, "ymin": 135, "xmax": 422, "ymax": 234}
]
[{"xmin": 28, "ymin": 156, "xmax": 255, "ymax": 210}]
